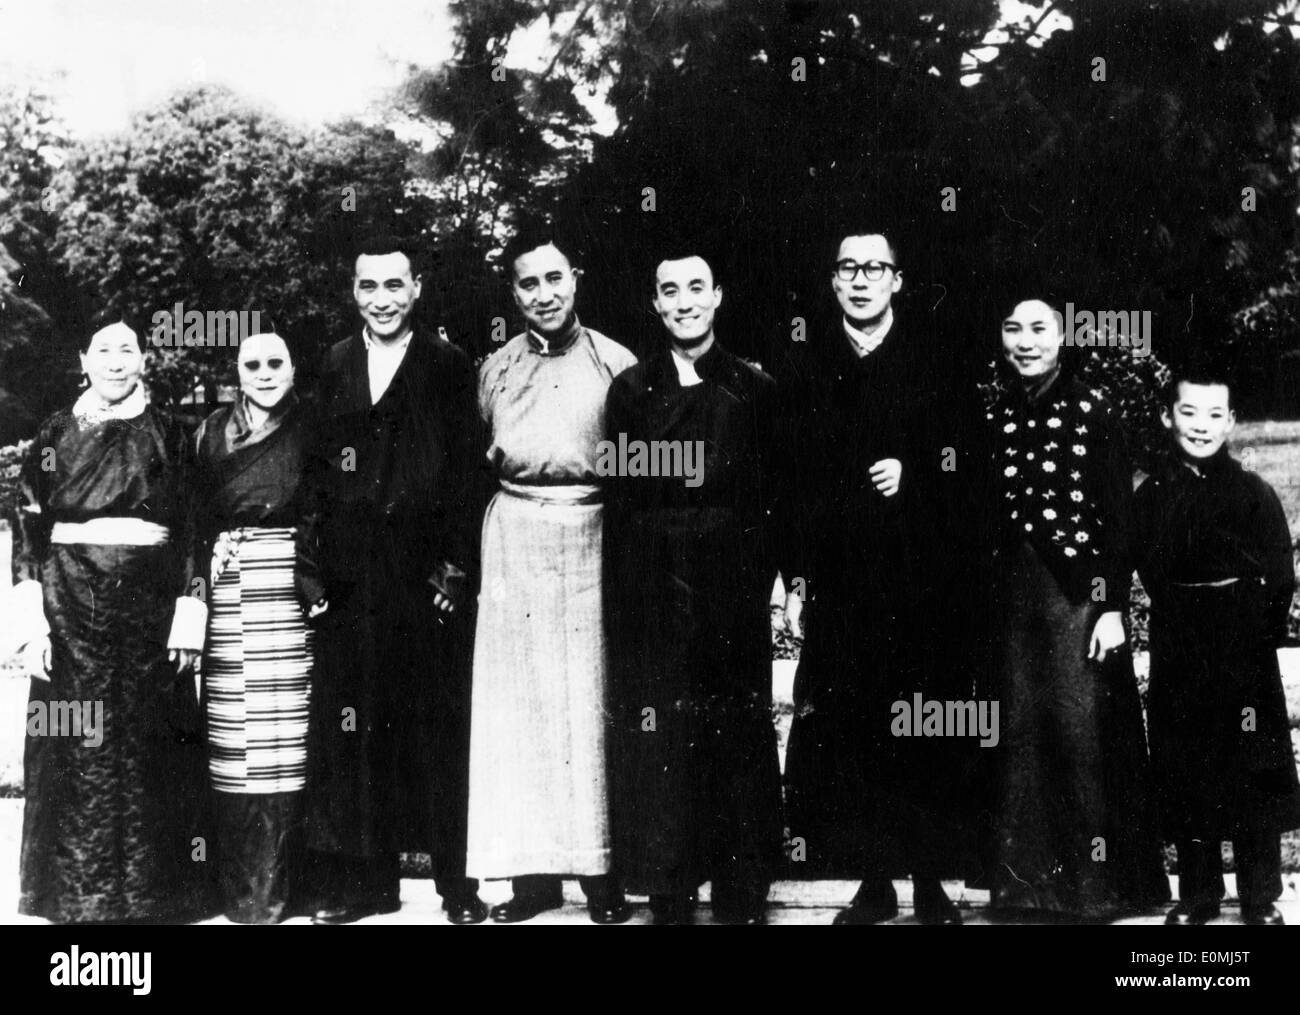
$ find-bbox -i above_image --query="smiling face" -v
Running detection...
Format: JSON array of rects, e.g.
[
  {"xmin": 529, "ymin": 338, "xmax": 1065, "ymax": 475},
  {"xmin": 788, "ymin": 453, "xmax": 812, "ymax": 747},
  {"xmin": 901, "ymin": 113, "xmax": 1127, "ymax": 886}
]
[
  {"xmin": 1001, "ymin": 299, "xmax": 1064, "ymax": 379},
  {"xmin": 238, "ymin": 333, "xmax": 294, "ymax": 411},
  {"xmin": 1163, "ymin": 381, "xmax": 1234, "ymax": 460},
  {"xmin": 511, "ymin": 243, "xmax": 578, "ymax": 336},
  {"xmin": 80, "ymin": 322, "xmax": 144, "ymax": 404},
  {"xmin": 354, "ymin": 252, "xmax": 421, "ymax": 341},
  {"xmin": 653, "ymin": 256, "xmax": 721, "ymax": 347},
  {"xmin": 832, "ymin": 234, "xmax": 901, "ymax": 328}
]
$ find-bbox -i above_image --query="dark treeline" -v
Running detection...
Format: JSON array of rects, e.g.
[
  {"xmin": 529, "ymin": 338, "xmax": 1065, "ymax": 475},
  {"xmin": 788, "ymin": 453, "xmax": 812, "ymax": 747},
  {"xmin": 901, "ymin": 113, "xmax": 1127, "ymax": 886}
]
[{"xmin": 2, "ymin": 0, "xmax": 1299, "ymax": 433}]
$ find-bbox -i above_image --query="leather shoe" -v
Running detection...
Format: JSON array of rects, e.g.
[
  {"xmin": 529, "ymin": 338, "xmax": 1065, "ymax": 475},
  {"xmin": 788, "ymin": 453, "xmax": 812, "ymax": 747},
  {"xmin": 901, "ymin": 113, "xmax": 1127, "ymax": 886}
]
[
  {"xmin": 490, "ymin": 892, "xmax": 563, "ymax": 924},
  {"xmin": 442, "ymin": 894, "xmax": 489, "ymax": 925},
  {"xmin": 1165, "ymin": 902, "xmax": 1220, "ymax": 926},
  {"xmin": 712, "ymin": 882, "xmax": 767, "ymax": 925},
  {"xmin": 834, "ymin": 880, "xmax": 899, "ymax": 925},
  {"xmin": 588, "ymin": 896, "xmax": 632, "ymax": 924},
  {"xmin": 311, "ymin": 899, "xmax": 399, "ymax": 925},
  {"xmin": 1242, "ymin": 904, "xmax": 1284, "ymax": 926},
  {"xmin": 649, "ymin": 894, "xmax": 694, "ymax": 925},
  {"xmin": 915, "ymin": 888, "xmax": 963, "ymax": 926}
]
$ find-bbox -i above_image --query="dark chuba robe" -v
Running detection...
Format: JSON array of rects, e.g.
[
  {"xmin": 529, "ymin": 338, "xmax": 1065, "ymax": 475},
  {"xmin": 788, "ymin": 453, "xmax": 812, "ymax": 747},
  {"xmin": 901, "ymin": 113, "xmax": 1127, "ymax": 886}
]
[
  {"xmin": 192, "ymin": 395, "xmax": 323, "ymax": 922},
  {"xmin": 304, "ymin": 332, "xmax": 484, "ymax": 879},
  {"xmin": 12, "ymin": 404, "xmax": 214, "ymax": 923},
  {"xmin": 778, "ymin": 314, "xmax": 983, "ymax": 877},
  {"xmin": 1134, "ymin": 448, "xmax": 1300, "ymax": 839},
  {"xmin": 604, "ymin": 342, "xmax": 784, "ymax": 895}
]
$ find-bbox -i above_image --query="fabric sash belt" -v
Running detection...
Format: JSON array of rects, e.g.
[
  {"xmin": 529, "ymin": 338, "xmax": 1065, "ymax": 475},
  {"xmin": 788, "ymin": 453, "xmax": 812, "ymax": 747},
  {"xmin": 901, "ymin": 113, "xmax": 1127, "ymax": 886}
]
[
  {"xmin": 499, "ymin": 480, "xmax": 602, "ymax": 506},
  {"xmin": 50, "ymin": 517, "xmax": 171, "ymax": 546}
]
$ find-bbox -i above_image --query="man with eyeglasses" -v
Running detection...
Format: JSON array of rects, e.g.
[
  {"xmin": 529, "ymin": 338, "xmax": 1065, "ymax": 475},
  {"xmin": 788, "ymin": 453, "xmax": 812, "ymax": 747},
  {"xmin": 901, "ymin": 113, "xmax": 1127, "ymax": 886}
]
[{"xmin": 778, "ymin": 229, "xmax": 974, "ymax": 925}]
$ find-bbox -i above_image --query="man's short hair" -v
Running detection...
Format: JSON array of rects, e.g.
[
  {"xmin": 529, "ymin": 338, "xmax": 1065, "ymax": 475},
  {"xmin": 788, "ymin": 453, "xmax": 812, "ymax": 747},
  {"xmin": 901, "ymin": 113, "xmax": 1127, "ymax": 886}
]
[
  {"xmin": 834, "ymin": 228, "xmax": 900, "ymax": 268},
  {"xmin": 1165, "ymin": 363, "xmax": 1234, "ymax": 410},
  {"xmin": 651, "ymin": 247, "xmax": 723, "ymax": 292},
  {"xmin": 353, "ymin": 232, "xmax": 423, "ymax": 276},
  {"xmin": 501, "ymin": 225, "xmax": 580, "ymax": 281}
]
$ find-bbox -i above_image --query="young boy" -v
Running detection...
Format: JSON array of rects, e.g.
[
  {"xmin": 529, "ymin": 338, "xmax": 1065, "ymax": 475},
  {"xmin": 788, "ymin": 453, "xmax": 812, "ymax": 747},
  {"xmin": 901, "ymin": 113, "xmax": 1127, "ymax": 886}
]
[{"xmin": 1134, "ymin": 368, "xmax": 1299, "ymax": 925}]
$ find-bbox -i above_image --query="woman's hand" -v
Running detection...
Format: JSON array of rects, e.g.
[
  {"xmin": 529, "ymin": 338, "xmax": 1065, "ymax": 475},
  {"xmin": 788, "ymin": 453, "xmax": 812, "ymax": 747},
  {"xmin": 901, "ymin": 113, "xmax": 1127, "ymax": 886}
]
[
  {"xmin": 433, "ymin": 590, "xmax": 457, "ymax": 614},
  {"xmin": 22, "ymin": 636, "xmax": 52, "ymax": 681},
  {"xmin": 1088, "ymin": 611, "xmax": 1126, "ymax": 663},
  {"xmin": 169, "ymin": 648, "xmax": 199, "ymax": 676}
]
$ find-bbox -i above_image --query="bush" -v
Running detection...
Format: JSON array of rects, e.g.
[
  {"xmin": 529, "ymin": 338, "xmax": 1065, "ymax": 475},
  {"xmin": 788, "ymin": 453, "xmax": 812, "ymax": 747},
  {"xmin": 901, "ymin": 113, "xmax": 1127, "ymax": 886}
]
[{"xmin": 0, "ymin": 440, "xmax": 31, "ymax": 521}]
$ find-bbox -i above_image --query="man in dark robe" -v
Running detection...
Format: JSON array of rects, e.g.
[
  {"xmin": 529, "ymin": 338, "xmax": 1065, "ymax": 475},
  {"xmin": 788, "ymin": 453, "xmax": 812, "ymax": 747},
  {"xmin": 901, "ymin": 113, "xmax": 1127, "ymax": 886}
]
[
  {"xmin": 604, "ymin": 251, "xmax": 784, "ymax": 924},
  {"xmin": 304, "ymin": 235, "xmax": 488, "ymax": 924},
  {"xmin": 777, "ymin": 229, "xmax": 982, "ymax": 924}
]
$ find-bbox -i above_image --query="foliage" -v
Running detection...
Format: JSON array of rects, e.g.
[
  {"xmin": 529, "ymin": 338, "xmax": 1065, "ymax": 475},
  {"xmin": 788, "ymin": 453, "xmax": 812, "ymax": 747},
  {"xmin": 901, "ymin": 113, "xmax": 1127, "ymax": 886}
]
[
  {"xmin": 43, "ymin": 87, "xmax": 431, "ymax": 405},
  {"xmin": 0, "ymin": 440, "xmax": 31, "ymax": 522}
]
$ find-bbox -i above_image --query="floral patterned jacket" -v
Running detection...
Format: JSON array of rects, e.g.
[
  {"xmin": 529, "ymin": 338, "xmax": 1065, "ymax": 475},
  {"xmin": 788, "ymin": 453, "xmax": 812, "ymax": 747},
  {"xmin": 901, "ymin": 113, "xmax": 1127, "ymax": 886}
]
[{"xmin": 987, "ymin": 374, "xmax": 1135, "ymax": 607}]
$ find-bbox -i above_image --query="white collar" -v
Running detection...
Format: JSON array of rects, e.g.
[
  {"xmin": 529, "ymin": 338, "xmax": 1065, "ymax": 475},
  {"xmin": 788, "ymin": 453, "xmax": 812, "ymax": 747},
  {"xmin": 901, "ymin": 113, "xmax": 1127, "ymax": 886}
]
[
  {"xmin": 670, "ymin": 348, "xmax": 704, "ymax": 386},
  {"xmin": 843, "ymin": 307, "xmax": 894, "ymax": 357},
  {"xmin": 362, "ymin": 328, "xmax": 413, "ymax": 353},
  {"xmin": 73, "ymin": 382, "xmax": 148, "ymax": 425}
]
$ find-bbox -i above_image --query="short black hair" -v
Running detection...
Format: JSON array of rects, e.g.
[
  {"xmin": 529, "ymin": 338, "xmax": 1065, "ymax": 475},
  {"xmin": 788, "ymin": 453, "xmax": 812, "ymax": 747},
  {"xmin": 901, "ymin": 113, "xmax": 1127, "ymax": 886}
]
[
  {"xmin": 353, "ymin": 232, "xmax": 423, "ymax": 276},
  {"xmin": 82, "ymin": 308, "xmax": 146, "ymax": 353},
  {"xmin": 500, "ymin": 224, "xmax": 579, "ymax": 280},
  {"xmin": 1164, "ymin": 364, "xmax": 1234, "ymax": 410},
  {"xmin": 651, "ymin": 248, "xmax": 723, "ymax": 292},
  {"xmin": 833, "ymin": 228, "xmax": 900, "ymax": 268}
]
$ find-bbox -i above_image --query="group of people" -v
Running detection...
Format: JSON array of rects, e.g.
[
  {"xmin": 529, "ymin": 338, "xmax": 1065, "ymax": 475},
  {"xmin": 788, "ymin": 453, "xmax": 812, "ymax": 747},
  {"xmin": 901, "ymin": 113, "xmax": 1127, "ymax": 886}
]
[{"xmin": 8, "ymin": 225, "xmax": 1298, "ymax": 926}]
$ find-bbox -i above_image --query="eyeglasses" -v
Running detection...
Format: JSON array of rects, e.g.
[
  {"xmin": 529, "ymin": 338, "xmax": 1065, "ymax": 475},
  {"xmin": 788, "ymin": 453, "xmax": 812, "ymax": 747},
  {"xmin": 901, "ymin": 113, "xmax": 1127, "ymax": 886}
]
[{"xmin": 835, "ymin": 259, "xmax": 896, "ymax": 282}]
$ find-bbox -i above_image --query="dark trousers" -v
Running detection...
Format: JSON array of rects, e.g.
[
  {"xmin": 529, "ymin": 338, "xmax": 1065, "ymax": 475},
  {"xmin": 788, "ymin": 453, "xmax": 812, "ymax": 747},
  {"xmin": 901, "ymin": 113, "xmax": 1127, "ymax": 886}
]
[
  {"xmin": 510, "ymin": 874, "xmax": 621, "ymax": 905},
  {"xmin": 308, "ymin": 849, "xmax": 479, "ymax": 909},
  {"xmin": 1176, "ymin": 825, "xmax": 1282, "ymax": 911}
]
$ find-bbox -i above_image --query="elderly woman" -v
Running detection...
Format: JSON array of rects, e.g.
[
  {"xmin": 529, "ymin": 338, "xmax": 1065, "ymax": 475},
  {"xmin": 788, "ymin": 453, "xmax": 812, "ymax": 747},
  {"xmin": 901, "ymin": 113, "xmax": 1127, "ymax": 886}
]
[
  {"xmin": 10, "ymin": 317, "xmax": 214, "ymax": 923},
  {"xmin": 981, "ymin": 297, "xmax": 1168, "ymax": 920},
  {"xmin": 192, "ymin": 330, "xmax": 324, "ymax": 923}
]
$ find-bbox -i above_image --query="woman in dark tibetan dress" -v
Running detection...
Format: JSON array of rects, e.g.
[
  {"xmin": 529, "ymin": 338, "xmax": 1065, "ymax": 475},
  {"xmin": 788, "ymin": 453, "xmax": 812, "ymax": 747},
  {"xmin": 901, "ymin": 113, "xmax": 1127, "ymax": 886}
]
[
  {"xmin": 979, "ymin": 298, "xmax": 1168, "ymax": 920},
  {"xmin": 10, "ymin": 320, "xmax": 214, "ymax": 923},
  {"xmin": 193, "ymin": 331, "xmax": 322, "ymax": 923}
]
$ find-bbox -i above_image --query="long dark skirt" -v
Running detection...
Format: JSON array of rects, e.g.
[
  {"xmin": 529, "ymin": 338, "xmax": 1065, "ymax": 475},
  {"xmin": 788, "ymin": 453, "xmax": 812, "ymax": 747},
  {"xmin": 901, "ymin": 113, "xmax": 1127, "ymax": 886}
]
[
  {"xmin": 989, "ymin": 541, "xmax": 1169, "ymax": 918},
  {"xmin": 21, "ymin": 543, "xmax": 215, "ymax": 923},
  {"xmin": 212, "ymin": 790, "xmax": 302, "ymax": 923},
  {"xmin": 1147, "ymin": 580, "xmax": 1300, "ymax": 840}
]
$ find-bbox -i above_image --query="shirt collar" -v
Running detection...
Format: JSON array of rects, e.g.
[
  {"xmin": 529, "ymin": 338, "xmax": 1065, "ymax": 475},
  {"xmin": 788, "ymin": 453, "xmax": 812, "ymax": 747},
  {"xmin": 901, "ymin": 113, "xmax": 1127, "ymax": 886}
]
[
  {"xmin": 362, "ymin": 328, "xmax": 413, "ymax": 353},
  {"xmin": 842, "ymin": 307, "xmax": 894, "ymax": 357}
]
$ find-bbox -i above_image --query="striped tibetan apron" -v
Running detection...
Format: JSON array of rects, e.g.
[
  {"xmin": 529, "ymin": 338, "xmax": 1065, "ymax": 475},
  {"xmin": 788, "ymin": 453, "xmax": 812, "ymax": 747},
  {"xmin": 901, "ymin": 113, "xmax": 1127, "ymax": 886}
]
[{"xmin": 206, "ymin": 526, "xmax": 312, "ymax": 794}]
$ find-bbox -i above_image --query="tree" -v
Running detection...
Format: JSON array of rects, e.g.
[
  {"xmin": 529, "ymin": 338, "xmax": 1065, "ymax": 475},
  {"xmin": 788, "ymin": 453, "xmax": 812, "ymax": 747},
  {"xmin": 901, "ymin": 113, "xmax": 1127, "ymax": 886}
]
[{"xmin": 46, "ymin": 87, "xmax": 431, "ymax": 405}]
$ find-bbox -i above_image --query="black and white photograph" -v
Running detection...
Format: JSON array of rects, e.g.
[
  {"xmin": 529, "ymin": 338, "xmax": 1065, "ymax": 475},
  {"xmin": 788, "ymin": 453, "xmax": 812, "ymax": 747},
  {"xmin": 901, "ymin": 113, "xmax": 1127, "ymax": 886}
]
[{"xmin": 0, "ymin": 0, "xmax": 1297, "ymax": 997}]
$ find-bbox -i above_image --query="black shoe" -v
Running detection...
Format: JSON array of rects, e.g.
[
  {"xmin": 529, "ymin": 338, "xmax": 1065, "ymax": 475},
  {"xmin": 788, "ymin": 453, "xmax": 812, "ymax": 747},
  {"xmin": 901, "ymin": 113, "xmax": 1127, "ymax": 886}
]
[
  {"xmin": 712, "ymin": 882, "xmax": 768, "ymax": 925},
  {"xmin": 915, "ymin": 883, "xmax": 963, "ymax": 926},
  {"xmin": 311, "ymin": 898, "xmax": 399, "ymax": 925},
  {"xmin": 490, "ymin": 891, "xmax": 564, "ymax": 924},
  {"xmin": 833, "ymin": 879, "xmax": 898, "ymax": 925},
  {"xmin": 1242, "ymin": 904, "xmax": 1284, "ymax": 926},
  {"xmin": 1165, "ymin": 902, "xmax": 1220, "ymax": 926},
  {"xmin": 588, "ymin": 894, "xmax": 632, "ymax": 924},
  {"xmin": 442, "ymin": 893, "xmax": 489, "ymax": 925},
  {"xmin": 649, "ymin": 894, "xmax": 693, "ymax": 925}
]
